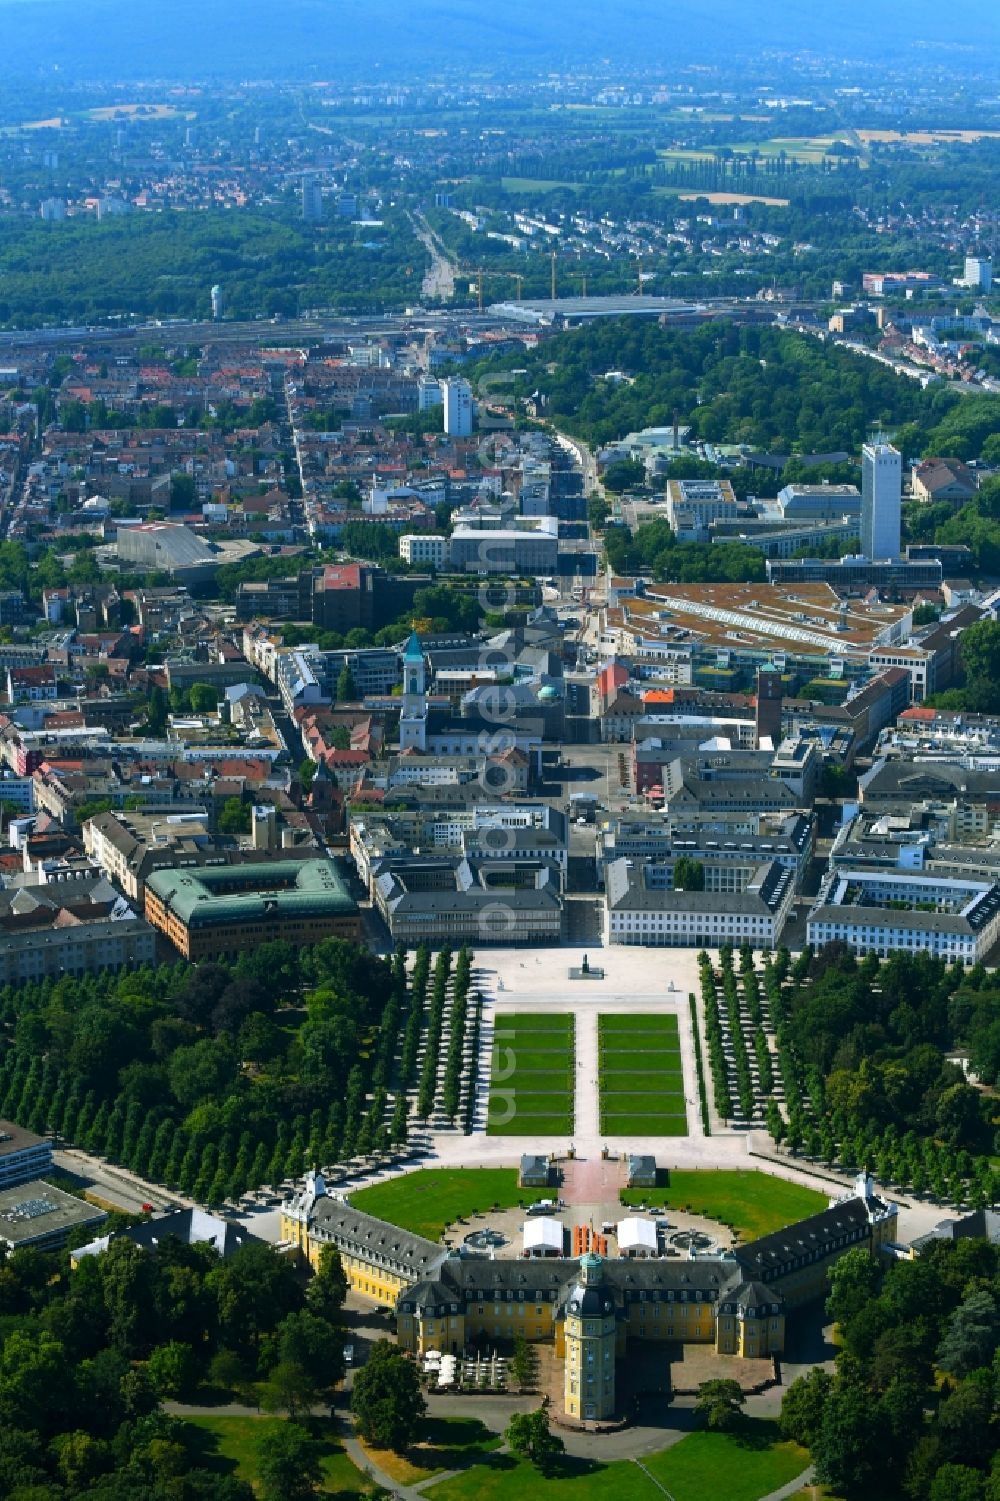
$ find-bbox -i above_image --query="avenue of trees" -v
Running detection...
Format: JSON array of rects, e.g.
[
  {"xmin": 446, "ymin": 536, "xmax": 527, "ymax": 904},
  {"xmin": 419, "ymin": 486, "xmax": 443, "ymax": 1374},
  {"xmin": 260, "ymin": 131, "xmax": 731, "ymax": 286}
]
[
  {"xmin": 759, "ymin": 945, "xmax": 1000, "ymax": 1207},
  {"xmin": 0, "ymin": 940, "xmax": 436, "ymax": 1209}
]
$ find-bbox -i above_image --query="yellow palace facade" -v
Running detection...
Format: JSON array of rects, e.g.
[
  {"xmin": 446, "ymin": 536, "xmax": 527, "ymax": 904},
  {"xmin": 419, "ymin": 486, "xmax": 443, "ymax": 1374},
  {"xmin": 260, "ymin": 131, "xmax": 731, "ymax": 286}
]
[{"xmin": 281, "ymin": 1172, "xmax": 897, "ymax": 1422}]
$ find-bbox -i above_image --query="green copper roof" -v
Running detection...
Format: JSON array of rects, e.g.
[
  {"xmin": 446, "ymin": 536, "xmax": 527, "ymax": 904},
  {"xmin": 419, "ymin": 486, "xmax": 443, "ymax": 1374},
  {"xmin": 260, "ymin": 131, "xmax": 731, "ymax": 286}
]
[
  {"xmin": 146, "ymin": 858, "xmax": 355, "ymax": 928},
  {"xmin": 403, "ymin": 631, "xmax": 424, "ymax": 662}
]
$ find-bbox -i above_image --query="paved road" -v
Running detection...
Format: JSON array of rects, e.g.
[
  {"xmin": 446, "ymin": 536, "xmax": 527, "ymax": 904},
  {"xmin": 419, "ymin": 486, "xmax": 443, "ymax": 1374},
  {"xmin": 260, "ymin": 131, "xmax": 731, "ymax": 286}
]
[
  {"xmin": 574, "ymin": 1004, "xmax": 600, "ymax": 1141},
  {"xmin": 53, "ymin": 1147, "xmax": 179, "ymax": 1214},
  {"xmin": 410, "ymin": 211, "xmax": 456, "ymax": 302},
  {"xmin": 761, "ymin": 1468, "xmax": 815, "ymax": 1501}
]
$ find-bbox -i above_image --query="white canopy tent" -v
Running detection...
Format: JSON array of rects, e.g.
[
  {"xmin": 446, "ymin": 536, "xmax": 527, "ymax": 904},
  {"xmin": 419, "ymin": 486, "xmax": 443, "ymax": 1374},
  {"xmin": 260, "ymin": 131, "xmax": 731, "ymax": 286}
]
[
  {"xmin": 522, "ymin": 1216, "xmax": 565, "ymax": 1256},
  {"xmin": 617, "ymin": 1216, "xmax": 659, "ymax": 1257}
]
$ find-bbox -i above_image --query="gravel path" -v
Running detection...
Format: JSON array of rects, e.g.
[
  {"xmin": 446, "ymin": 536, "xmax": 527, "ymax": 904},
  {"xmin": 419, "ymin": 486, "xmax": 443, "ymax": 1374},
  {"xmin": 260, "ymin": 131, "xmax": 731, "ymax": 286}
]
[{"xmin": 574, "ymin": 1003, "xmax": 600, "ymax": 1142}]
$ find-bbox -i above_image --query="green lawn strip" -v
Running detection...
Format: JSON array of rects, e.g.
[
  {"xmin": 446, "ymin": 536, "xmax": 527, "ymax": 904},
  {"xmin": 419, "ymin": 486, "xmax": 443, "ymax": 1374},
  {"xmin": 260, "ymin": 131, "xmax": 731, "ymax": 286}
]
[
  {"xmin": 350, "ymin": 1169, "xmax": 549, "ymax": 1239},
  {"xmin": 489, "ymin": 1083, "xmax": 572, "ymax": 1100},
  {"xmin": 644, "ymin": 1425, "xmax": 810, "ymax": 1501},
  {"xmin": 486, "ymin": 1108, "xmax": 572, "ymax": 1132},
  {"xmin": 499, "ymin": 1013, "xmax": 573, "ymax": 1031},
  {"xmin": 599, "ymin": 1034, "xmax": 679, "ymax": 1048},
  {"xmin": 499, "ymin": 1047, "xmax": 574, "ymax": 1068},
  {"xmin": 600, "ymin": 1068, "xmax": 683, "ymax": 1085},
  {"xmin": 600, "ymin": 1058, "xmax": 682, "ymax": 1070},
  {"xmin": 487, "ymin": 1095, "xmax": 573, "ymax": 1118},
  {"xmin": 600, "ymin": 1045, "xmax": 681, "ymax": 1057},
  {"xmin": 489, "ymin": 1082, "xmax": 571, "ymax": 1098},
  {"xmin": 502, "ymin": 1023, "xmax": 571, "ymax": 1039},
  {"xmin": 431, "ymin": 1451, "xmax": 661, "ymax": 1501},
  {"xmin": 594, "ymin": 1110, "xmax": 690, "ymax": 1128},
  {"xmin": 600, "ymin": 1040, "xmax": 681, "ymax": 1051},
  {"xmin": 600, "ymin": 1049, "xmax": 680, "ymax": 1062},
  {"xmin": 620, "ymin": 1170, "xmax": 829, "ymax": 1241},
  {"xmin": 602, "ymin": 1111, "xmax": 689, "ymax": 1125},
  {"xmin": 601, "ymin": 1105, "xmax": 688, "ymax": 1122},
  {"xmin": 431, "ymin": 1424, "xmax": 807, "ymax": 1501},
  {"xmin": 181, "ymin": 1415, "xmax": 366, "ymax": 1496},
  {"xmin": 492, "ymin": 1047, "xmax": 573, "ymax": 1063},
  {"xmin": 601, "ymin": 1095, "xmax": 688, "ymax": 1110},
  {"xmin": 599, "ymin": 1015, "xmax": 679, "ymax": 1034}
]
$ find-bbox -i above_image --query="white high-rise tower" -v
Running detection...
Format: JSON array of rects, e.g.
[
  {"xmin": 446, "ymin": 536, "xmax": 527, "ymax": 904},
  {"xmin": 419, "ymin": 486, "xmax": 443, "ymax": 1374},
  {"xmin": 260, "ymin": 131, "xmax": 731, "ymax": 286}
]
[
  {"xmin": 861, "ymin": 440, "xmax": 901, "ymax": 561},
  {"xmin": 442, "ymin": 378, "xmax": 473, "ymax": 437}
]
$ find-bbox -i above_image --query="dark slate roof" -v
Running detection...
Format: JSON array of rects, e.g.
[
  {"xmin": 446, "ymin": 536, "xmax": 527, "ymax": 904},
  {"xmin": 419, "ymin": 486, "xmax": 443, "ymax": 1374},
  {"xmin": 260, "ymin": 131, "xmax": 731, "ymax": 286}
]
[
  {"xmin": 397, "ymin": 1253, "xmax": 744, "ymax": 1312},
  {"xmin": 565, "ymin": 1280, "xmax": 616, "ymax": 1318},
  {"xmin": 734, "ymin": 1198, "xmax": 871, "ymax": 1279},
  {"xmin": 720, "ymin": 1279, "xmax": 784, "ymax": 1315},
  {"xmin": 312, "ymin": 1199, "xmax": 446, "ymax": 1278}
]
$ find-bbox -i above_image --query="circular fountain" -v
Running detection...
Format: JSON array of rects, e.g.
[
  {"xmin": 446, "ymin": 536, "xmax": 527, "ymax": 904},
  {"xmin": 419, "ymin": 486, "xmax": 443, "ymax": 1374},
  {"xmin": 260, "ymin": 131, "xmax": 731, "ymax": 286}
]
[
  {"xmin": 464, "ymin": 1228, "xmax": 508, "ymax": 1251},
  {"xmin": 668, "ymin": 1229, "xmax": 716, "ymax": 1254}
]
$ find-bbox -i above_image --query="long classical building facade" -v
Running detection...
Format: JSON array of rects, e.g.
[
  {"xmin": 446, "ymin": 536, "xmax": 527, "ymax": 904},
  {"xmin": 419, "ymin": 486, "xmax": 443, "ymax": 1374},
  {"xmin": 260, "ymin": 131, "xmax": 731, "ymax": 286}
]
[{"xmin": 282, "ymin": 1171, "xmax": 897, "ymax": 1424}]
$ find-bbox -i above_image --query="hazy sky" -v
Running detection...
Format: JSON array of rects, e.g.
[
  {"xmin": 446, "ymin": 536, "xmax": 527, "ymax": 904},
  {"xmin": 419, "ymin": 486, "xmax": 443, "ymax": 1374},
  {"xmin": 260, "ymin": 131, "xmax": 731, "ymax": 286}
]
[{"xmin": 2, "ymin": 0, "xmax": 997, "ymax": 78}]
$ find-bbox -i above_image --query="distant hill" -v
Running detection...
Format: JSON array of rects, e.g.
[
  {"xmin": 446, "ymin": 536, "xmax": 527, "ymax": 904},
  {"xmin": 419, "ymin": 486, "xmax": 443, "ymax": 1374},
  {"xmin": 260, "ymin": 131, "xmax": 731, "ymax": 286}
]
[{"xmin": 2, "ymin": 0, "xmax": 995, "ymax": 80}]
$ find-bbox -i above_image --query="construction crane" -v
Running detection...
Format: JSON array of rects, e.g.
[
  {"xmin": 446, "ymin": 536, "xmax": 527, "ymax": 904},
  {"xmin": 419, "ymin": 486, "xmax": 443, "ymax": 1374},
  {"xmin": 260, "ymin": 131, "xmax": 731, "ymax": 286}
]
[
  {"xmin": 456, "ymin": 266, "xmax": 524, "ymax": 312},
  {"xmin": 498, "ymin": 270, "xmax": 525, "ymax": 303}
]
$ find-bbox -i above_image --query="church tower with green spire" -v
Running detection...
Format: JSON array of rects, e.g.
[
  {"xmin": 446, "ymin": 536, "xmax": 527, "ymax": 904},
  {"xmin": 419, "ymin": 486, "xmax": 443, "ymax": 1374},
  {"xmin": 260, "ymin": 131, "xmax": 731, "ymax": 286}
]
[{"xmin": 399, "ymin": 631, "xmax": 428, "ymax": 752}]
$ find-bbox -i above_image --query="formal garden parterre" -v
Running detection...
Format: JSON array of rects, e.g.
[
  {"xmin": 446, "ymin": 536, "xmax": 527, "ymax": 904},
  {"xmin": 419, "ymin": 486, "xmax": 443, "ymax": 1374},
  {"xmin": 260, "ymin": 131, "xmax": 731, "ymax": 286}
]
[
  {"xmin": 597, "ymin": 1013, "xmax": 688, "ymax": 1136},
  {"xmin": 487, "ymin": 1012, "xmax": 575, "ymax": 1136}
]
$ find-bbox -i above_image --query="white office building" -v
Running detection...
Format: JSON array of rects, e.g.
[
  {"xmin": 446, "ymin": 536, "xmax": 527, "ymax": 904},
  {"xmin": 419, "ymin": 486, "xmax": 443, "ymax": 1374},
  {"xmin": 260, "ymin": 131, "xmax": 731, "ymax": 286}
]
[
  {"xmin": 861, "ymin": 442, "xmax": 901, "ymax": 561},
  {"xmin": 442, "ymin": 378, "xmax": 474, "ymax": 437},
  {"xmin": 605, "ymin": 858, "xmax": 794, "ymax": 948},
  {"xmin": 807, "ymin": 868, "xmax": 1000, "ymax": 963},
  {"xmin": 417, "ymin": 375, "xmax": 443, "ymax": 411},
  {"xmin": 448, "ymin": 518, "xmax": 559, "ymax": 574},
  {"xmin": 962, "ymin": 256, "xmax": 992, "ymax": 292},
  {"xmin": 399, "ymin": 534, "xmax": 448, "ymax": 567}
]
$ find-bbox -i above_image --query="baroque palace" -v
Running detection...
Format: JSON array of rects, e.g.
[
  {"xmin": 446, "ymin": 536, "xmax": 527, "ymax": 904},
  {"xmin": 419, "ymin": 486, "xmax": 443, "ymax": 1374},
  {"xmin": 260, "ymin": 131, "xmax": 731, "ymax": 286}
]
[{"xmin": 281, "ymin": 1171, "xmax": 898, "ymax": 1423}]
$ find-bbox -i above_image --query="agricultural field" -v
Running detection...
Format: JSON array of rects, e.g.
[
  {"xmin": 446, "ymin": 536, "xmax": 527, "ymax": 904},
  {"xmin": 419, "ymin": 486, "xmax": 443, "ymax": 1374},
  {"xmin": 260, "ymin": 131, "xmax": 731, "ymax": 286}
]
[
  {"xmin": 501, "ymin": 176, "xmax": 583, "ymax": 192},
  {"xmin": 677, "ymin": 191, "xmax": 790, "ymax": 206},
  {"xmin": 350, "ymin": 1168, "xmax": 549, "ymax": 1241},
  {"xmin": 658, "ymin": 133, "xmax": 851, "ymax": 165},
  {"xmin": 86, "ymin": 102, "xmax": 196, "ymax": 120},
  {"xmin": 857, "ymin": 127, "xmax": 1000, "ymax": 144},
  {"xmin": 598, "ymin": 1014, "xmax": 687, "ymax": 1136},
  {"xmin": 487, "ymin": 1012, "xmax": 575, "ymax": 1136},
  {"xmin": 620, "ymin": 1169, "xmax": 828, "ymax": 1242}
]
